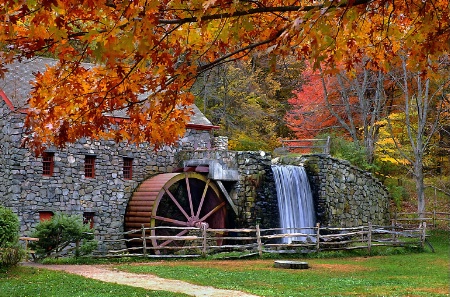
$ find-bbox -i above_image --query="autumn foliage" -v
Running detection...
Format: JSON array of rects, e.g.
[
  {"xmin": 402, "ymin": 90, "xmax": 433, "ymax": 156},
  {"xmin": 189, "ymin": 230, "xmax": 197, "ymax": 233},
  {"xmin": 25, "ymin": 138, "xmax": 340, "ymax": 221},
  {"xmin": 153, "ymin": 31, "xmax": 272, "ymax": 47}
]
[
  {"xmin": 0, "ymin": 0, "xmax": 449, "ymax": 150},
  {"xmin": 287, "ymin": 69, "xmax": 341, "ymax": 139}
]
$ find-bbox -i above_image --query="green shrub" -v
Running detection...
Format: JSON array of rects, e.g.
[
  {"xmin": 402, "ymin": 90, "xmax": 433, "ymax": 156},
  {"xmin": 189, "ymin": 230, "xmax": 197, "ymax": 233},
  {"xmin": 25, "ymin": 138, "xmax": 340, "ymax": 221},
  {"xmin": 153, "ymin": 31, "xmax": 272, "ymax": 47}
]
[
  {"xmin": 0, "ymin": 206, "xmax": 24, "ymax": 267},
  {"xmin": 384, "ymin": 178, "xmax": 409, "ymax": 209},
  {"xmin": 0, "ymin": 206, "xmax": 20, "ymax": 248},
  {"xmin": 0, "ymin": 247, "xmax": 25, "ymax": 268},
  {"xmin": 229, "ymin": 136, "xmax": 269, "ymax": 151},
  {"xmin": 30, "ymin": 213, "xmax": 97, "ymax": 259},
  {"xmin": 318, "ymin": 134, "xmax": 379, "ymax": 172}
]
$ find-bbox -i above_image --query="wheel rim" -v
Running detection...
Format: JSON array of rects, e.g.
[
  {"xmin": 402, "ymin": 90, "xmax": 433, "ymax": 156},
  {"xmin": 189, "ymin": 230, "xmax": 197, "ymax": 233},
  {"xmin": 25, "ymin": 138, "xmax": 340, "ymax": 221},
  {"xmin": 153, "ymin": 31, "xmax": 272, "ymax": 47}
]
[
  {"xmin": 151, "ymin": 172, "xmax": 226, "ymax": 252},
  {"xmin": 125, "ymin": 172, "xmax": 227, "ymax": 253}
]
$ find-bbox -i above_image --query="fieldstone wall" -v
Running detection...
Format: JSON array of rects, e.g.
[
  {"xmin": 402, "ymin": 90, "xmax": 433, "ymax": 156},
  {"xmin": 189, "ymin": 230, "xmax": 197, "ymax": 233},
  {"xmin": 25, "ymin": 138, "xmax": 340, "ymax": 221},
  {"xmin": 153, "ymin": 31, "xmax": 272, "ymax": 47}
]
[
  {"xmin": 212, "ymin": 136, "xmax": 229, "ymax": 151},
  {"xmin": 0, "ymin": 101, "xmax": 215, "ymax": 251},
  {"xmin": 178, "ymin": 129, "xmax": 215, "ymax": 151},
  {"xmin": 234, "ymin": 151, "xmax": 273, "ymax": 226},
  {"xmin": 274, "ymin": 155, "xmax": 391, "ymax": 227}
]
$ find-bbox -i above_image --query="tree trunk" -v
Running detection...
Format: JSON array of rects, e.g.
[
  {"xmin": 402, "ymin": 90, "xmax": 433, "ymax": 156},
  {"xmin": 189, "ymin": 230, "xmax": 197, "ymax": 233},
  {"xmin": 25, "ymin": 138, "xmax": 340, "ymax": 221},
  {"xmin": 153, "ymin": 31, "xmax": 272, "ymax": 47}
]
[{"xmin": 414, "ymin": 157, "xmax": 426, "ymax": 219}]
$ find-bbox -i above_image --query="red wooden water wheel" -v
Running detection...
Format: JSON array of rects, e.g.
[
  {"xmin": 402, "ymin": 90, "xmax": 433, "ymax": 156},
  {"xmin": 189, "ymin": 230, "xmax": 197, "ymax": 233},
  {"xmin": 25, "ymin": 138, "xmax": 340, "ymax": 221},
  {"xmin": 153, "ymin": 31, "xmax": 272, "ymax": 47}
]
[{"xmin": 124, "ymin": 172, "xmax": 227, "ymax": 254}]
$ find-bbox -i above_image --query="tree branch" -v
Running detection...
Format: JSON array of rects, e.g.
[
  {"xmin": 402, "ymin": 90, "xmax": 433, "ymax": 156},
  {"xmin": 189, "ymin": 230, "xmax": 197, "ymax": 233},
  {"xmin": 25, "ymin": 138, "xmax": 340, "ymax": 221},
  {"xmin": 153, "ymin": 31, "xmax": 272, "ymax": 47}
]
[
  {"xmin": 197, "ymin": 28, "xmax": 286, "ymax": 73},
  {"xmin": 158, "ymin": 0, "xmax": 374, "ymax": 25}
]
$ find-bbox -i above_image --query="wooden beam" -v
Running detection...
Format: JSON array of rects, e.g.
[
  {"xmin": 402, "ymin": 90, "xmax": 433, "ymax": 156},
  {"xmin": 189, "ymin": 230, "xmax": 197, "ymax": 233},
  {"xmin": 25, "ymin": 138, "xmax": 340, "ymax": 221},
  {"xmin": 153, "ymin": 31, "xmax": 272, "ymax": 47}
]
[{"xmin": 215, "ymin": 180, "xmax": 238, "ymax": 215}]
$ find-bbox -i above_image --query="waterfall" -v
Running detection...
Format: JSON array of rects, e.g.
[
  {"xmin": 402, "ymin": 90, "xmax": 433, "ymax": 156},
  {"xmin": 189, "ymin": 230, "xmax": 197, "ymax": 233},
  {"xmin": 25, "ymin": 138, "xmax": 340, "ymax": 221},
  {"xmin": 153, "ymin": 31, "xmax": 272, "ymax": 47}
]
[{"xmin": 272, "ymin": 165, "xmax": 316, "ymax": 243}]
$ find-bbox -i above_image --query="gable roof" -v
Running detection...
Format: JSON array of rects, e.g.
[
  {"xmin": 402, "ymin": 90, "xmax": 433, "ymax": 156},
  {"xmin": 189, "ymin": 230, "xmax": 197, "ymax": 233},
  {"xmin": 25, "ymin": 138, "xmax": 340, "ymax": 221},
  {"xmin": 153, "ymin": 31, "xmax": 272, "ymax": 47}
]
[
  {"xmin": 0, "ymin": 57, "xmax": 217, "ymax": 129},
  {"xmin": 0, "ymin": 57, "xmax": 58, "ymax": 110}
]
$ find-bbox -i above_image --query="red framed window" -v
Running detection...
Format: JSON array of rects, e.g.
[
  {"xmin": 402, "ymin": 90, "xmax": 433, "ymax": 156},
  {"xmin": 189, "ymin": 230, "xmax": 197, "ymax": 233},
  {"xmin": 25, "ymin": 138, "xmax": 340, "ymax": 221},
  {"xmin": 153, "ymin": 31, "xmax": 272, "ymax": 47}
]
[
  {"xmin": 83, "ymin": 212, "xmax": 95, "ymax": 229},
  {"xmin": 42, "ymin": 152, "xmax": 54, "ymax": 176},
  {"xmin": 84, "ymin": 155, "xmax": 96, "ymax": 178},
  {"xmin": 123, "ymin": 157, "xmax": 133, "ymax": 179},
  {"xmin": 39, "ymin": 211, "xmax": 54, "ymax": 222}
]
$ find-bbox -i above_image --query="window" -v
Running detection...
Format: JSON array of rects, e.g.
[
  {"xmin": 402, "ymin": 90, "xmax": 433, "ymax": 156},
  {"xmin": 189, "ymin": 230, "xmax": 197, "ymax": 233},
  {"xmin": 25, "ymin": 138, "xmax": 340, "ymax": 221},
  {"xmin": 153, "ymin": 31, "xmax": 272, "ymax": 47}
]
[
  {"xmin": 123, "ymin": 157, "xmax": 133, "ymax": 179},
  {"xmin": 83, "ymin": 212, "xmax": 95, "ymax": 229},
  {"xmin": 42, "ymin": 152, "xmax": 54, "ymax": 176},
  {"xmin": 39, "ymin": 211, "xmax": 54, "ymax": 222},
  {"xmin": 84, "ymin": 155, "xmax": 96, "ymax": 178}
]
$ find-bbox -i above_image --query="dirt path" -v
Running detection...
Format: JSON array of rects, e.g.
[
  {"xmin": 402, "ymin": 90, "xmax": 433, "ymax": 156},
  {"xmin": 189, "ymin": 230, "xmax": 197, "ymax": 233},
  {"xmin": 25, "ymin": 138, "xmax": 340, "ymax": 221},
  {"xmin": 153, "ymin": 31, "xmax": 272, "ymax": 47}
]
[{"xmin": 21, "ymin": 262, "xmax": 260, "ymax": 297}]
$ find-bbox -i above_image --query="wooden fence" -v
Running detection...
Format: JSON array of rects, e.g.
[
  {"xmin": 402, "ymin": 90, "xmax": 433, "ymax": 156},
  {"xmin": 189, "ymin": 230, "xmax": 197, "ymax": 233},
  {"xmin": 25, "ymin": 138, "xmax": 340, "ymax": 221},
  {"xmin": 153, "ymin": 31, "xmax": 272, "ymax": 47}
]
[
  {"xmin": 101, "ymin": 223, "xmax": 427, "ymax": 258},
  {"xmin": 393, "ymin": 185, "xmax": 450, "ymax": 229},
  {"xmin": 392, "ymin": 211, "xmax": 450, "ymax": 228},
  {"xmin": 281, "ymin": 137, "xmax": 331, "ymax": 154}
]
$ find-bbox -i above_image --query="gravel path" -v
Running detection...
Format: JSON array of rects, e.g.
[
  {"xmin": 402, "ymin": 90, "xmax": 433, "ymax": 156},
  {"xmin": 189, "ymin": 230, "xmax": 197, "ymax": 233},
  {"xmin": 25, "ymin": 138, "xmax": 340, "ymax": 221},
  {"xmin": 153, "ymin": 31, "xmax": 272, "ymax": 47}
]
[{"xmin": 21, "ymin": 262, "xmax": 260, "ymax": 297}]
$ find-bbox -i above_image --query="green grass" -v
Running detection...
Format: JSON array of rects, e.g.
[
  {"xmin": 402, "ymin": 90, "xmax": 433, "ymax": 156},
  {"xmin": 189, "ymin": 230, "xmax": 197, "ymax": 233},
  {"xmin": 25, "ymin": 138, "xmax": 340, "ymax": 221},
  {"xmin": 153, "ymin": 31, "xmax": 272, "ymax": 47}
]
[
  {"xmin": 0, "ymin": 266, "xmax": 188, "ymax": 297},
  {"xmin": 1, "ymin": 231, "xmax": 448, "ymax": 297},
  {"xmin": 116, "ymin": 230, "xmax": 449, "ymax": 297},
  {"xmin": 39, "ymin": 255, "xmax": 152, "ymax": 265}
]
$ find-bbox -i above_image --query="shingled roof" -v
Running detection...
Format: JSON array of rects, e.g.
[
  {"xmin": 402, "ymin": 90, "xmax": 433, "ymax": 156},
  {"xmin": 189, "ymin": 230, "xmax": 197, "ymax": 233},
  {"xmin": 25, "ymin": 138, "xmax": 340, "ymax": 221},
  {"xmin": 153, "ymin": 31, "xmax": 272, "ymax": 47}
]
[{"xmin": 0, "ymin": 57, "xmax": 216, "ymax": 129}]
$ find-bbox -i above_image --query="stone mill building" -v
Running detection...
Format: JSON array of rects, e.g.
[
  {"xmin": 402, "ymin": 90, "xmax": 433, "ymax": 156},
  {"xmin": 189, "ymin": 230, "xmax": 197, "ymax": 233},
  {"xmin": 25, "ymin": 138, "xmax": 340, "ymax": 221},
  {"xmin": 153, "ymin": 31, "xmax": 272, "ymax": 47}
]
[{"xmin": 1, "ymin": 57, "xmax": 390, "ymax": 252}]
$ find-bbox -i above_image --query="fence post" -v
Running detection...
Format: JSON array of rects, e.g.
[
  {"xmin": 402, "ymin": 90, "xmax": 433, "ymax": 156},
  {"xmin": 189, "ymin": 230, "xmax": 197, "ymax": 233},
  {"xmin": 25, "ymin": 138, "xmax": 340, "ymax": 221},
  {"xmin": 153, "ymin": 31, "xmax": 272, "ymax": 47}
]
[
  {"xmin": 391, "ymin": 219, "xmax": 397, "ymax": 243},
  {"xmin": 420, "ymin": 222, "xmax": 427, "ymax": 249},
  {"xmin": 433, "ymin": 187, "xmax": 437, "ymax": 228},
  {"xmin": 256, "ymin": 224, "xmax": 262, "ymax": 257},
  {"xmin": 141, "ymin": 224, "xmax": 147, "ymax": 257},
  {"xmin": 201, "ymin": 223, "xmax": 208, "ymax": 257},
  {"xmin": 315, "ymin": 223, "xmax": 320, "ymax": 252},
  {"xmin": 367, "ymin": 222, "xmax": 372, "ymax": 255},
  {"xmin": 324, "ymin": 136, "xmax": 331, "ymax": 154},
  {"xmin": 432, "ymin": 209, "xmax": 436, "ymax": 228}
]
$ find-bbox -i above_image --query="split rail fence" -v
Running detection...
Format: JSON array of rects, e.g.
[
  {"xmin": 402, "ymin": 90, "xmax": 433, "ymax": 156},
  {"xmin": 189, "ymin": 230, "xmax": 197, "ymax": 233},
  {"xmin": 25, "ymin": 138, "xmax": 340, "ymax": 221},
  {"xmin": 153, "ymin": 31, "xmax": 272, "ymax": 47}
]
[
  {"xmin": 392, "ymin": 211, "xmax": 450, "ymax": 229},
  {"xmin": 281, "ymin": 137, "xmax": 331, "ymax": 154},
  {"xmin": 101, "ymin": 223, "xmax": 427, "ymax": 258},
  {"xmin": 393, "ymin": 185, "xmax": 450, "ymax": 229}
]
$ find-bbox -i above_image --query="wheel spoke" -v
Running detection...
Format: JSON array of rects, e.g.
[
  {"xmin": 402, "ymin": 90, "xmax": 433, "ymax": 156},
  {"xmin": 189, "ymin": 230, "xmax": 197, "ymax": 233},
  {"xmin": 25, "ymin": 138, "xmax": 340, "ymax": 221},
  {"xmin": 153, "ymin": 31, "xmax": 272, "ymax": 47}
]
[
  {"xmin": 157, "ymin": 229, "xmax": 189, "ymax": 248},
  {"xmin": 196, "ymin": 179, "xmax": 210, "ymax": 218},
  {"xmin": 199, "ymin": 201, "xmax": 226, "ymax": 222},
  {"xmin": 163, "ymin": 186, "xmax": 190, "ymax": 220},
  {"xmin": 185, "ymin": 174, "xmax": 195, "ymax": 217},
  {"xmin": 153, "ymin": 215, "xmax": 189, "ymax": 226}
]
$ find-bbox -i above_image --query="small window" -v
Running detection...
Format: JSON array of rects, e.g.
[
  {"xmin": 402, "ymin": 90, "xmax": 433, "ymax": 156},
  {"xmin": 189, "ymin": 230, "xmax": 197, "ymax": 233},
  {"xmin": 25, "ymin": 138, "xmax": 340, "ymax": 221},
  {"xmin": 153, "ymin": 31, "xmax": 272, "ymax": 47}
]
[
  {"xmin": 123, "ymin": 157, "xmax": 133, "ymax": 179},
  {"xmin": 83, "ymin": 212, "xmax": 95, "ymax": 229},
  {"xmin": 39, "ymin": 211, "xmax": 54, "ymax": 222},
  {"xmin": 42, "ymin": 152, "xmax": 54, "ymax": 176},
  {"xmin": 85, "ymin": 155, "xmax": 96, "ymax": 178}
]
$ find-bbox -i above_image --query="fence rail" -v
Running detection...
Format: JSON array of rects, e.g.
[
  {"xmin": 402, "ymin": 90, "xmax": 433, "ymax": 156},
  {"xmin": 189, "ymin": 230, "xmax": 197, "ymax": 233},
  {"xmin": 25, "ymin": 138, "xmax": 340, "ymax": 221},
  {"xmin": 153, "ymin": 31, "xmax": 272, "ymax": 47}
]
[
  {"xmin": 99, "ymin": 222, "xmax": 426, "ymax": 258},
  {"xmin": 281, "ymin": 137, "xmax": 330, "ymax": 154},
  {"xmin": 392, "ymin": 211, "xmax": 450, "ymax": 229}
]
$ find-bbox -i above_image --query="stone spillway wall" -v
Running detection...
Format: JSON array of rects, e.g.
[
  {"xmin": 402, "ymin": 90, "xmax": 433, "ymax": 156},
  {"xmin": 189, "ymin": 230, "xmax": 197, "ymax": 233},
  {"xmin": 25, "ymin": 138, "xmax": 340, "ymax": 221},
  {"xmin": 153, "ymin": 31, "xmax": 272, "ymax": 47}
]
[
  {"xmin": 177, "ymin": 151, "xmax": 391, "ymax": 229},
  {"xmin": 273, "ymin": 155, "xmax": 391, "ymax": 227}
]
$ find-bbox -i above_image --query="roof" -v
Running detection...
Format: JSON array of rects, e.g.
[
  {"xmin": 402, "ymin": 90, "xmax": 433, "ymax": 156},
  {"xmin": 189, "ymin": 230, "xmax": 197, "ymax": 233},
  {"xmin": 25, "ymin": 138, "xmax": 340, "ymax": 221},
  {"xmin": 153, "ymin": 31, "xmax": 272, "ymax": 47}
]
[
  {"xmin": 0, "ymin": 57, "xmax": 216, "ymax": 129},
  {"xmin": 0, "ymin": 57, "xmax": 59, "ymax": 110}
]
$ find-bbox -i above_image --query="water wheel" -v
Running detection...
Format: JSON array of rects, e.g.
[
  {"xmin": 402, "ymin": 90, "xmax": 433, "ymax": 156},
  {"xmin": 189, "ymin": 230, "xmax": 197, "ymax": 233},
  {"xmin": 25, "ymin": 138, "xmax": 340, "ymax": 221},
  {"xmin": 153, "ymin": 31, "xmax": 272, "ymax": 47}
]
[{"xmin": 124, "ymin": 172, "xmax": 227, "ymax": 254}]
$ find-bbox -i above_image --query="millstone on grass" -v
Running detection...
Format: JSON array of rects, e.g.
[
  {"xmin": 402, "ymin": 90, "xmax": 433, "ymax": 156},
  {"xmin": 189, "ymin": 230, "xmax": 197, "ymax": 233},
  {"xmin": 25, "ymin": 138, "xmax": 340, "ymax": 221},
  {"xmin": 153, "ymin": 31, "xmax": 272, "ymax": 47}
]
[{"xmin": 273, "ymin": 260, "xmax": 309, "ymax": 269}]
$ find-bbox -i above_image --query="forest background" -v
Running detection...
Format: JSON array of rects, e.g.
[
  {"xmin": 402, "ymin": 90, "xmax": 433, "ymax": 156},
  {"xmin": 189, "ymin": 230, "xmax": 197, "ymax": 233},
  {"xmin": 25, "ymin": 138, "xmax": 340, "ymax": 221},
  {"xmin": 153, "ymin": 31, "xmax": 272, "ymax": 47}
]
[
  {"xmin": 192, "ymin": 55, "xmax": 450, "ymax": 219},
  {"xmin": 0, "ymin": 0, "xmax": 449, "ymax": 218}
]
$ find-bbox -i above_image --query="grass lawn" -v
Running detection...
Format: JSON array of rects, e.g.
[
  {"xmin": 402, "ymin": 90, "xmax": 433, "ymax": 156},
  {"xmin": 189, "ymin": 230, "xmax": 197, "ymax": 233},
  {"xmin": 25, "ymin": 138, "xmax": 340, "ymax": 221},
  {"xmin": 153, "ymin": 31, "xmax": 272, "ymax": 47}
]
[
  {"xmin": 0, "ymin": 266, "xmax": 189, "ymax": 297},
  {"xmin": 0, "ymin": 230, "xmax": 448, "ymax": 297},
  {"xmin": 116, "ymin": 230, "xmax": 450, "ymax": 297}
]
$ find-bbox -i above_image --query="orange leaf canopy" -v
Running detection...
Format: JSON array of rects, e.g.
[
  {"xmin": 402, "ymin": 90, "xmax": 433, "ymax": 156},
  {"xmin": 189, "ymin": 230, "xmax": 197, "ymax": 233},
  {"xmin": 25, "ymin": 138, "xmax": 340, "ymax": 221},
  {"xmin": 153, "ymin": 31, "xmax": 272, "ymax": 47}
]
[{"xmin": 0, "ymin": 0, "xmax": 448, "ymax": 150}]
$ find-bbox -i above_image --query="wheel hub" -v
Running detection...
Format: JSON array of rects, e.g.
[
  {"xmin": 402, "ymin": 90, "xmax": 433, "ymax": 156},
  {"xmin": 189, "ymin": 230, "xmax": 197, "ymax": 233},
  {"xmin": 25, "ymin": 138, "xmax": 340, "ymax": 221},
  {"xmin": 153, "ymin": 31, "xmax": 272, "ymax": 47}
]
[{"xmin": 187, "ymin": 216, "xmax": 209, "ymax": 228}]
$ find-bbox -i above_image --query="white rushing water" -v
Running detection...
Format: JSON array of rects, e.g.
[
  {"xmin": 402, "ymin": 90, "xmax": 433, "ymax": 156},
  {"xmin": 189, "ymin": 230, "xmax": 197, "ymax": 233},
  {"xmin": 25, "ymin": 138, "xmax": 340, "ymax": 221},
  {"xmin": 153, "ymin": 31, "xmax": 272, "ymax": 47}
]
[{"xmin": 272, "ymin": 165, "xmax": 316, "ymax": 243}]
